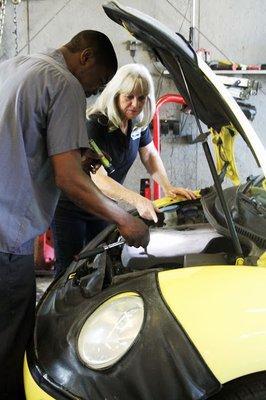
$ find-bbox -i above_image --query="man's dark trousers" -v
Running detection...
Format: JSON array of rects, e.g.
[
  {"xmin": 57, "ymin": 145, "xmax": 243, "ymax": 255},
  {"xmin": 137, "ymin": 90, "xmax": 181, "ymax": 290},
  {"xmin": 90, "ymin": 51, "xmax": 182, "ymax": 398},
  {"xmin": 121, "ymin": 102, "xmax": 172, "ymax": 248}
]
[{"xmin": 0, "ymin": 252, "xmax": 36, "ymax": 399}]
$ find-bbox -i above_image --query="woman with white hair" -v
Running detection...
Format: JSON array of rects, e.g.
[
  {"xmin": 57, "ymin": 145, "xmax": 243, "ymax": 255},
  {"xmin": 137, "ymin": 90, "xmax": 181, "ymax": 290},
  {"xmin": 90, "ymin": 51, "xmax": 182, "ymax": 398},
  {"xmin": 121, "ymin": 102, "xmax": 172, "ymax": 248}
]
[{"xmin": 53, "ymin": 63, "xmax": 195, "ymax": 277}]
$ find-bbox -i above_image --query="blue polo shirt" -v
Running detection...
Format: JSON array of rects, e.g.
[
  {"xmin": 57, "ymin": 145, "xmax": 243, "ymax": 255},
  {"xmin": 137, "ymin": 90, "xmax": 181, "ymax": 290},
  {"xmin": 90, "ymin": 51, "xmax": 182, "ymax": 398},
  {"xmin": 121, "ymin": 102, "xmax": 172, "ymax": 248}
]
[
  {"xmin": 87, "ymin": 114, "xmax": 152, "ymax": 184},
  {"xmin": 57, "ymin": 113, "xmax": 152, "ymax": 219}
]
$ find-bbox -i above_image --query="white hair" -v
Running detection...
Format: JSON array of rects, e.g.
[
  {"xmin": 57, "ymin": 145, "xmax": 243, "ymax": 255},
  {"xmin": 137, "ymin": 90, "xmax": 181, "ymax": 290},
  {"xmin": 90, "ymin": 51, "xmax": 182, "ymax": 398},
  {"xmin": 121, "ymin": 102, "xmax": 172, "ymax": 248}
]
[{"xmin": 87, "ymin": 63, "xmax": 156, "ymax": 131}]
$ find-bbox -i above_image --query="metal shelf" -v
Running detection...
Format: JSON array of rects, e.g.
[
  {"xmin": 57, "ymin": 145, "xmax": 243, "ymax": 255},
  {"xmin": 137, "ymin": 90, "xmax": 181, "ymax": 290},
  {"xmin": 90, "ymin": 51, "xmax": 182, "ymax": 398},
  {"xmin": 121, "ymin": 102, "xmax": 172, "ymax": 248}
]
[{"xmin": 214, "ymin": 70, "xmax": 266, "ymax": 75}]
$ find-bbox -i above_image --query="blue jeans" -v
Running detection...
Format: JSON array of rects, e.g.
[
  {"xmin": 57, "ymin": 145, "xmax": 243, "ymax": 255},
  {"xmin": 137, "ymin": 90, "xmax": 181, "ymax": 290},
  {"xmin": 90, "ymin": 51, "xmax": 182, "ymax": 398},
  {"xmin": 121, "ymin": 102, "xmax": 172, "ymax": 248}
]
[{"xmin": 52, "ymin": 202, "xmax": 109, "ymax": 278}]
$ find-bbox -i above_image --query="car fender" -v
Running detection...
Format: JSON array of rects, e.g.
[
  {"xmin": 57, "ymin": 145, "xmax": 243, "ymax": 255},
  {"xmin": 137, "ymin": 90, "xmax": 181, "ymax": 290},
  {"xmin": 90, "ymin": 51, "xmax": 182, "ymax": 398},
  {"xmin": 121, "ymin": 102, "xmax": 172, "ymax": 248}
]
[
  {"xmin": 24, "ymin": 355, "xmax": 55, "ymax": 400},
  {"xmin": 158, "ymin": 265, "xmax": 266, "ymax": 384}
]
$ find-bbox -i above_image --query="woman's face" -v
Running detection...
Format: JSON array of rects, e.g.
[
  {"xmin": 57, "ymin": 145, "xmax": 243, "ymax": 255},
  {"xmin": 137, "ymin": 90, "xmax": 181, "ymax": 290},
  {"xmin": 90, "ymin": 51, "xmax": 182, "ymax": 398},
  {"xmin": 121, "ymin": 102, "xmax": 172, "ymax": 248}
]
[{"xmin": 117, "ymin": 87, "xmax": 147, "ymax": 120}]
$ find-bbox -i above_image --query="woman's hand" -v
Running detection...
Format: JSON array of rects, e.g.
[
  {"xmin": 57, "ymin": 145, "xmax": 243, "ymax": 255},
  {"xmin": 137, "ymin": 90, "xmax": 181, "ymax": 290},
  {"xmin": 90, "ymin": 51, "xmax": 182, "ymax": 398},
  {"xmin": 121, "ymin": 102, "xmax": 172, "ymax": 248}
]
[
  {"xmin": 134, "ymin": 195, "xmax": 160, "ymax": 223},
  {"xmin": 164, "ymin": 185, "xmax": 197, "ymax": 200}
]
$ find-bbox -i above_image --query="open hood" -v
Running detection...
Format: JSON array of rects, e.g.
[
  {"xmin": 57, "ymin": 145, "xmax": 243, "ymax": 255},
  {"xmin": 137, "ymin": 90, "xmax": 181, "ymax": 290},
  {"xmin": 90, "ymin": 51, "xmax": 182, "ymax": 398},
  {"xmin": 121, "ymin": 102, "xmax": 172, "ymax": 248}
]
[{"xmin": 103, "ymin": 1, "xmax": 266, "ymax": 176}]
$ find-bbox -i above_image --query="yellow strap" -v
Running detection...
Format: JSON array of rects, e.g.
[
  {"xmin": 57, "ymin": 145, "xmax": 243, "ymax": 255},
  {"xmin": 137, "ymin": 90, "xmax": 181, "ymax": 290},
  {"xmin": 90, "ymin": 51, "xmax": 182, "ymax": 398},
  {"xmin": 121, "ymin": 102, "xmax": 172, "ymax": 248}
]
[
  {"xmin": 210, "ymin": 125, "xmax": 240, "ymax": 186},
  {"xmin": 153, "ymin": 190, "xmax": 201, "ymax": 208}
]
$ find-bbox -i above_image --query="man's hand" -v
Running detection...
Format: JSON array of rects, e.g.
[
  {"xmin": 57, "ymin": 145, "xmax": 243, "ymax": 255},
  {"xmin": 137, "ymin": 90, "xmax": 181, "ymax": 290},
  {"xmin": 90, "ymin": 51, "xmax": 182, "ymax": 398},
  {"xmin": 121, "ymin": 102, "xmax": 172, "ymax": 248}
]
[
  {"xmin": 81, "ymin": 148, "xmax": 111, "ymax": 175},
  {"xmin": 51, "ymin": 150, "xmax": 150, "ymax": 249},
  {"xmin": 117, "ymin": 214, "xmax": 150, "ymax": 249},
  {"xmin": 164, "ymin": 185, "xmax": 197, "ymax": 200},
  {"xmin": 81, "ymin": 149, "xmax": 102, "ymax": 175}
]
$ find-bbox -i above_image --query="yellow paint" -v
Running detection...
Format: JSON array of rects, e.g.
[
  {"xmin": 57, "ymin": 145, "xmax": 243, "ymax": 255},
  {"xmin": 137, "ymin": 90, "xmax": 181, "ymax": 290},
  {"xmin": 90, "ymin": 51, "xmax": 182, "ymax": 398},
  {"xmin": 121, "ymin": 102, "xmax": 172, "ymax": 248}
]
[
  {"xmin": 153, "ymin": 191, "xmax": 201, "ymax": 209},
  {"xmin": 24, "ymin": 355, "xmax": 55, "ymax": 400},
  {"xmin": 257, "ymin": 252, "xmax": 266, "ymax": 267},
  {"xmin": 158, "ymin": 266, "xmax": 266, "ymax": 383},
  {"xmin": 210, "ymin": 125, "xmax": 240, "ymax": 186},
  {"xmin": 235, "ymin": 257, "xmax": 245, "ymax": 266}
]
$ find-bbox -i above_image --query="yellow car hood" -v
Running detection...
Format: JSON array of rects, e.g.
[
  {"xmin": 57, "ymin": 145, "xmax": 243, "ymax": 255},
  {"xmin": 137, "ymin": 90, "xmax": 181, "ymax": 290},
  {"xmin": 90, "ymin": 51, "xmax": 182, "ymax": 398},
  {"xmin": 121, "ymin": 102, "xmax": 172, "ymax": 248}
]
[{"xmin": 158, "ymin": 266, "xmax": 266, "ymax": 383}]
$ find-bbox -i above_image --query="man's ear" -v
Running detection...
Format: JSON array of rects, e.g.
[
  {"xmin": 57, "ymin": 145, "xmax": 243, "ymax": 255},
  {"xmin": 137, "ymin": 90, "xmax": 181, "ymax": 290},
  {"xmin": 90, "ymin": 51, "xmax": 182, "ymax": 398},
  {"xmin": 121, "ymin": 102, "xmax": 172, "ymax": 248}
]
[{"xmin": 80, "ymin": 48, "xmax": 95, "ymax": 65}]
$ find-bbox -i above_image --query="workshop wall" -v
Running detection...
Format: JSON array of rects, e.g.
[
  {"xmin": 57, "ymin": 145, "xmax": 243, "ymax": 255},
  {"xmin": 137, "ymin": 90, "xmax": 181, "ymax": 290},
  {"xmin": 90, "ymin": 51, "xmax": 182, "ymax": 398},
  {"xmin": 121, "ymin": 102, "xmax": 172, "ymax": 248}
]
[{"xmin": 1, "ymin": 0, "xmax": 265, "ymax": 196}]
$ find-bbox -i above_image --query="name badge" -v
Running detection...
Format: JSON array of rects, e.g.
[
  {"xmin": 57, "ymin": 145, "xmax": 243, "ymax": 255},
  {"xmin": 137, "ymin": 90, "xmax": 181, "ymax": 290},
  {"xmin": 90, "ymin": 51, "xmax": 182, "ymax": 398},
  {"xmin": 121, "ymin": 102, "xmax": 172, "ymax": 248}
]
[{"xmin": 131, "ymin": 128, "xmax": 141, "ymax": 140}]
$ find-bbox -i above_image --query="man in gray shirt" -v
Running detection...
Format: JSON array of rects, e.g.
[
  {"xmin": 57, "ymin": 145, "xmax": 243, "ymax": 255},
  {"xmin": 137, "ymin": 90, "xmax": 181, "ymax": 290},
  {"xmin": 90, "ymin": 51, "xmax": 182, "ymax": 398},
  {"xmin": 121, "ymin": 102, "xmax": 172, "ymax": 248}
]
[{"xmin": 0, "ymin": 30, "xmax": 149, "ymax": 399}]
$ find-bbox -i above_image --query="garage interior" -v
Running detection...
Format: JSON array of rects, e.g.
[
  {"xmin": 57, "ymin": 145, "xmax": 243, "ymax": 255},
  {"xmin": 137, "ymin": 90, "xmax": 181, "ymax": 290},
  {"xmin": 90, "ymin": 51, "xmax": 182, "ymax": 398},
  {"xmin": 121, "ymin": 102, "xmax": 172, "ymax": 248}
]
[
  {"xmin": 1, "ymin": 0, "xmax": 265, "ymax": 285},
  {"xmin": 1, "ymin": 1, "xmax": 266, "ymax": 399},
  {"xmin": 1, "ymin": 0, "xmax": 266, "ymax": 191}
]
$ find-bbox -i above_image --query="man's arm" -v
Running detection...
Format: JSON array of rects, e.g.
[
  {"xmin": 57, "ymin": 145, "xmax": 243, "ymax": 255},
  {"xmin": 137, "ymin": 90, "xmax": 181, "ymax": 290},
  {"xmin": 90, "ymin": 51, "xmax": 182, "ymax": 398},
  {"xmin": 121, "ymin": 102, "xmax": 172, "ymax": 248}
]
[
  {"xmin": 91, "ymin": 166, "xmax": 158, "ymax": 222},
  {"xmin": 139, "ymin": 142, "xmax": 196, "ymax": 200},
  {"xmin": 50, "ymin": 149, "xmax": 150, "ymax": 248}
]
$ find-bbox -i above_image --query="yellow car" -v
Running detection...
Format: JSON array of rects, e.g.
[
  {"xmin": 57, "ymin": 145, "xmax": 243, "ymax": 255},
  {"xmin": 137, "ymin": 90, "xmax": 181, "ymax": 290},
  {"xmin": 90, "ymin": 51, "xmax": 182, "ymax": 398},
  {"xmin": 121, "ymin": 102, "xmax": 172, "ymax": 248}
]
[{"xmin": 24, "ymin": 2, "xmax": 266, "ymax": 399}]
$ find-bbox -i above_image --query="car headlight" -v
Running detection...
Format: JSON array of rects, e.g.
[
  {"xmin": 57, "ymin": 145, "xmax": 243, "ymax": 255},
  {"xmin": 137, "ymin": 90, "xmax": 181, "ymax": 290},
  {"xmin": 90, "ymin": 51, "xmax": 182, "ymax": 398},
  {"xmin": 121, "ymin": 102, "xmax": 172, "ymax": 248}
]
[{"xmin": 77, "ymin": 292, "xmax": 144, "ymax": 370}]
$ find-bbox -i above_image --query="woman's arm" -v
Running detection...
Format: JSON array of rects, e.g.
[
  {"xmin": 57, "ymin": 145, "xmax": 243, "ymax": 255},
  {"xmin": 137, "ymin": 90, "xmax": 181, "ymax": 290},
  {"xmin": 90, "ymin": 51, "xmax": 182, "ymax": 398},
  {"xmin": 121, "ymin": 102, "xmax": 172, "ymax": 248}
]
[
  {"xmin": 91, "ymin": 166, "xmax": 158, "ymax": 222},
  {"xmin": 51, "ymin": 150, "xmax": 150, "ymax": 248},
  {"xmin": 139, "ymin": 141, "xmax": 196, "ymax": 200}
]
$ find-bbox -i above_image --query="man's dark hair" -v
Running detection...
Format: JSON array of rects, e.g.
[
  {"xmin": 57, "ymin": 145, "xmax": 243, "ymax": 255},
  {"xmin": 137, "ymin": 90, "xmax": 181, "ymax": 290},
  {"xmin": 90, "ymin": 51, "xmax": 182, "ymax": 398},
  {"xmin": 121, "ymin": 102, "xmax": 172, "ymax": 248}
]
[{"xmin": 65, "ymin": 30, "xmax": 117, "ymax": 75}]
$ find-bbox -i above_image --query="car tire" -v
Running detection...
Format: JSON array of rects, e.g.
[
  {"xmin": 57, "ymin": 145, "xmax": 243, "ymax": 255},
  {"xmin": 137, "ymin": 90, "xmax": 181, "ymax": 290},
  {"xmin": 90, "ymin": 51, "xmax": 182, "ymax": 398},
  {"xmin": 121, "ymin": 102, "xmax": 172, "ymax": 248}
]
[{"xmin": 210, "ymin": 372, "xmax": 266, "ymax": 400}]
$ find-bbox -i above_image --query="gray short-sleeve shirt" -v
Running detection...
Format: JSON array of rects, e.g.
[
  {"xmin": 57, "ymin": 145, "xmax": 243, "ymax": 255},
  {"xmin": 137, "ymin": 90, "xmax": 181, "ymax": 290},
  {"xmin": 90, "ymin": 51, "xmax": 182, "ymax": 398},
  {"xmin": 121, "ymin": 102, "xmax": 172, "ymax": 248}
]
[{"xmin": 0, "ymin": 49, "xmax": 89, "ymax": 254}]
